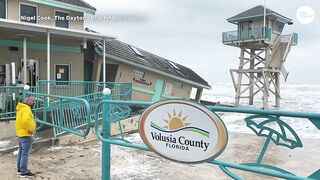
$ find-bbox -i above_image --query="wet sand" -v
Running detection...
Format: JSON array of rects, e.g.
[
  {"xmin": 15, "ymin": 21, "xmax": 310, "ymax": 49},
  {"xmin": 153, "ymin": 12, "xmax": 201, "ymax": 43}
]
[{"xmin": 0, "ymin": 132, "xmax": 319, "ymax": 180}]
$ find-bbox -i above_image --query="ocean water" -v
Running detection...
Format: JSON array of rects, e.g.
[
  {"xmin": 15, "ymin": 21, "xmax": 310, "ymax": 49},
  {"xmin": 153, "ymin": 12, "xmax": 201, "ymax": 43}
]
[{"xmin": 200, "ymin": 83, "xmax": 320, "ymax": 139}]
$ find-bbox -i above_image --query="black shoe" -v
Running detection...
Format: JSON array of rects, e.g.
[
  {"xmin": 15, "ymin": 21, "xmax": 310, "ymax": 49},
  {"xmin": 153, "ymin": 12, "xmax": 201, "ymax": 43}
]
[{"xmin": 20, "ymin": 172, "xmax": 36, "ymax": 178}]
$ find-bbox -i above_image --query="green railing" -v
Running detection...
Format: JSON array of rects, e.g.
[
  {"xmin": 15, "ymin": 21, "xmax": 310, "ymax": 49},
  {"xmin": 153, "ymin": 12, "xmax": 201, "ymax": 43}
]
[
  {"xmin": 18, "ymin": 87, "xmax": 320, "ymax": 179},
  {"xmin": 0, "ymin": 86, "xmax": 38, "ymax": 119},
  {"xmin": 222, "ymin": 27, "xmax": 271, "ymax": 43},
  {"xmin": 0, "ymin": 81, "xmax": 132, "ymax": 121},
  {"xmin": 24, "ymin": 90, "xmax": 91, "ymax": 137},
  {"xmin": 36, "ymin": 81, "xmax": 132, "ymax": 136},
  {"xmin": 95, "ymin": 97, "xmax": 320, "ymax": 180},
  {"xmin": 37, "ymin": 80, "xmax": 132, "ymax": 100}
]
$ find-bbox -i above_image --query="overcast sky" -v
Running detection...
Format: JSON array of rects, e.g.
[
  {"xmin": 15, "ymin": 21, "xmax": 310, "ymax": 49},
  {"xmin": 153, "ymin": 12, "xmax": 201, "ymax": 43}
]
[{"xmin": 85, "ymin": 0, "xmax": 320, "ymax": 86}]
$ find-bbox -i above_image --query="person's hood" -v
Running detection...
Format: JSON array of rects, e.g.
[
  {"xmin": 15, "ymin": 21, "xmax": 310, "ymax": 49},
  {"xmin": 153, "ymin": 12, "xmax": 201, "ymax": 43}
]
[{"xmin": 16, "ymin": 102, "xmax": 30, "ymax": 111}]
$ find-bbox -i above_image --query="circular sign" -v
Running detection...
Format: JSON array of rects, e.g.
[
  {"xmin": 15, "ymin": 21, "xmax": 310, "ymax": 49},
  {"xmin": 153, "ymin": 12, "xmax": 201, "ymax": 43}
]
[
  {"xmin": 139, "ymin": 100, "xmax": 228, "ymax": 163},
  {"xmin": 296, "ymin": 6, "xmax": 315, "ymax": 24}
]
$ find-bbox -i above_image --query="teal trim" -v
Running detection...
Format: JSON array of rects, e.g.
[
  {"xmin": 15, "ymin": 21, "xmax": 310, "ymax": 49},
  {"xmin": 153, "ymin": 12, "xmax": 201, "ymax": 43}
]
[
  {"xmin": 309, "ymin": 169, "xmax": 320, "ymax": 179},
  {"xmin": 310, "ymin": 119, "xmax": 320, "ymax": 130},
  {"xmin": 256, "ymin": 132, "xmax": 272, "ymax": 165},
  {"xmin": 241, "ymin": 163, "xmax": 295, "ymax": 175},
  {"xmin": 27, "ymin": 0, "xmax": 96, "ymax": 15},
  {"xmin": 0, "ymin": 39, "xmax": 81, "ymax": 53},
  {"xmin": 132, "ymin": 86, "xmax": 155, "ymax": 95},
  {"xmin": 23, "ymin": 93, "xmax": 320, "ymax": 180},
  {"xmin": 161, "ymin": 94, "xmax": 183, "ymax": 99},
  {"xmin": 94, "ymin": 46, "xmax": 102, "ymax": 56},
  {"xmin": 24, "ymin": 91, "xmax": 91, "ymax": 137},
  {"xmin": 152, "ymin": 80, "xmax": 164, "ymax": 102},
  {"xmin": 219, "ymin": 165, "xmax": 243, "ymax": 180},
  {"xmin": 93, "ymin": 99, "xmax": 320, "ymax": 180},
  {"xmin": 102, "ymin": 95, "xmax": 111, "ymax": 180},
  {"xmin": 245, "ymin": 115, "xmax": 302, "ymax": 149}
]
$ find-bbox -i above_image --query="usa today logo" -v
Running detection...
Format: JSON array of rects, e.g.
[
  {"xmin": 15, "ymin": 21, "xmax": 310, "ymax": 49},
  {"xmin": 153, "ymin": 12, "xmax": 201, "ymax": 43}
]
[{"xmin": 297, "ymin": 6, "xmax": 315, "ymax": 24}]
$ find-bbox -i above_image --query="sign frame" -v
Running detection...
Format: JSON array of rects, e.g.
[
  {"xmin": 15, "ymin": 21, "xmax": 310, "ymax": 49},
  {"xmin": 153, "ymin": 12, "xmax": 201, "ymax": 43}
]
[{"xmin": 139, "ymin": 99, "xmax": 228, "ymax": 164}]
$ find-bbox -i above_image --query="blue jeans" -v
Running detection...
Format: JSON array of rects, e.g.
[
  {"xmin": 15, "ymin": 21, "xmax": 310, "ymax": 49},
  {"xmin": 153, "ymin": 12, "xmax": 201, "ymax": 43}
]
[{"xmin": 17, "ymin": 137, "xmax": 34, "ymax": 174}]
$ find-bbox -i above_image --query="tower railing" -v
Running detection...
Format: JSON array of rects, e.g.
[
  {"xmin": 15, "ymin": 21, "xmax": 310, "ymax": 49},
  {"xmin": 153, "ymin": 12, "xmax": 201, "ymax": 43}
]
[
  {"xmin": 281, "ymin": 33, "xmax": 298, "ymax": 45},
  {"xmin": 222, "ymin": 27, "xmax": 271, "ymax": 43}
]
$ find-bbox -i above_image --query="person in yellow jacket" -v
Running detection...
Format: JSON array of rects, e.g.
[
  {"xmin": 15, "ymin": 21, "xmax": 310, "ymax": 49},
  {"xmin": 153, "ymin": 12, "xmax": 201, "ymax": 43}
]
[{"xmin": 15, "ymin": 95, "xmax": 36, "ymax": 178}]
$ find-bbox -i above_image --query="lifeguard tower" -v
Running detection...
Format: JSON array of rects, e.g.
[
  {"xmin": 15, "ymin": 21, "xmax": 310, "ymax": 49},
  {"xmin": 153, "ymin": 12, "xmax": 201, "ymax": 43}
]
[{"xmin": 222, "ymin": 6, "xmax": 298, "ymax": 109}]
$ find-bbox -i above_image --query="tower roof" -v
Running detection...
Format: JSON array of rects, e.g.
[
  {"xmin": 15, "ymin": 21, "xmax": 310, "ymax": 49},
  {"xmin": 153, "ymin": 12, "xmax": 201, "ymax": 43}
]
[{"xmin": 227, "ymin": 5, "xmax": 292, "ymax": 24}]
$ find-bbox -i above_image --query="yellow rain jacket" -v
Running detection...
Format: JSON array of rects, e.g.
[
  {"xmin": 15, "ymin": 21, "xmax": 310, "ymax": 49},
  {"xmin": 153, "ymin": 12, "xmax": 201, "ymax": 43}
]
[{"xmin": 15, "ymin": 102, "xmax": 36, "ymax": 137}]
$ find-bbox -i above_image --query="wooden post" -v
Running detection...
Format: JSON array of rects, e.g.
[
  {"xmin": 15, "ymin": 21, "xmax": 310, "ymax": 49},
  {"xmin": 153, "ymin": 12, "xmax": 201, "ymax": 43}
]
[
  {"xmin": 249, "ymin": 49, "xmax": 255, "ymax": 105},
  {"xmin": 263, "ymin": 48, "xmax": 270, "ymax": 109},
  {"xmin": 235, "ymin": 48, "xmax": 245, "ymax": 106},
  {"xmin": 275, "ymin": 72, "xmax": 280, "ymax": 107}
]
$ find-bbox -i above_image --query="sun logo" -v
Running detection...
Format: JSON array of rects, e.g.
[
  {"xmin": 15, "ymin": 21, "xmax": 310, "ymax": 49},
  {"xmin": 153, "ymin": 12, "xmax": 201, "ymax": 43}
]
[{"xmin": 163, "ymin": 109, "xmax": 190, "ymax": 130}]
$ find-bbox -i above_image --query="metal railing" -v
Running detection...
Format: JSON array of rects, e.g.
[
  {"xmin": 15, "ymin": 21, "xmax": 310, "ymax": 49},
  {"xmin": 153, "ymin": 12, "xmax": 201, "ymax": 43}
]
[
  {"xmin": 222, "ymin": 27, "xmax": 271, "ymax": 43},
  {"xmin": 0, "ymin": 81, "xmax": 132, "ymax": 121},
  {"xmin": 0, "ymin": 86, "xmax": 37, "ymax": 119},
  {"xmin": 37, "ymin": 80, "xmax": 132, "ymax": 100},
  {"xmin": 36, "ymin": 81, "xmax": 132, "ymax": 136},
  {"xmin": 13, "ymin": 87, "xmax": 320, "ymax": 179},
  {"xmin": 24, "ymin": 90, "xmax": 91, "ymax": 137},
  {"xmin": 95, "ymin": 97, "xmax": 320, "ymax": 180},
  {"xmin": 281, "ymin": 33, "xmax": 298, "ymax": 45}
]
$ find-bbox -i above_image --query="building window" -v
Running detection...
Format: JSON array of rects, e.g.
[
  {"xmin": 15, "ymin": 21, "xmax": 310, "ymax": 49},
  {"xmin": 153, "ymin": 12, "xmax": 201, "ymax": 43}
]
[
  {"xmin": 20, "ymin": 4, "xmax": 37, "ymax": 24},
  {"xmin": 55, "ymin": 64, "xmax": 70, "ymax": 85},
  {"xmin": 175, "ymin": 82, "xmax": 183, "ymax": 89},
  {"xmin": 167, "ymin": 60, "xmax": 180, "ymax": 70},
  {"xmin": 273, "ymin": 20, "xmax": 284, "ymax": 33},
  {"xmin": 133, "ymin": 69, "xmax": 145, "ymax": 79},
  {"xmin": 0, "ymin": 0, "xmax": 6, "ymax": 19},
  {"xmin": 129, "ymin": 45, "xmax": 144, "ymax": 57},
  {"xmin": 164, "ymin": 82, "xmax": 173, "ymax": 95},
  {"xmin": 55, "ymin": 11, "xmax": 69, "ymax": 28}
]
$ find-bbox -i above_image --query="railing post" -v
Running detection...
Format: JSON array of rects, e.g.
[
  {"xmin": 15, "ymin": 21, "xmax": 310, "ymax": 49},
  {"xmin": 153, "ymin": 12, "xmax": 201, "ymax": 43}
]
[{"xmin": 102, "ymin": 88, "xmax": 111, "ymax": 180}]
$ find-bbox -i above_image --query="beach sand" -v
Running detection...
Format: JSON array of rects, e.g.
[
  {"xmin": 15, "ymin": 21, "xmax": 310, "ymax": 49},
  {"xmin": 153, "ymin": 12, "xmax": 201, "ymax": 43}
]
[{"xmin": 0, "ymin": 132, "xmax": 319, "ymax": 180}]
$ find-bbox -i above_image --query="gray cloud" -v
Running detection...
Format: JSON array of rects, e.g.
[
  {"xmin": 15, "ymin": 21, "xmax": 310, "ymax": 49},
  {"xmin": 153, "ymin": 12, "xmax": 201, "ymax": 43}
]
[{"xmin": 85, "ymin": 0, "xmax": 320, "ymax": 85}]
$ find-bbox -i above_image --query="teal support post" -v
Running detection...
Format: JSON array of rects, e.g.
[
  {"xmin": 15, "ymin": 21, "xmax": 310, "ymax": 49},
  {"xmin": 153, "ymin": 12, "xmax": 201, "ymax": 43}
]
[
  {"xmin": 102, "ymin": 89, "xmax": 111, "ymax": 180},
  {"xmin": 256, "ymin": 132, "xmax": 272, "ymax": 165}
]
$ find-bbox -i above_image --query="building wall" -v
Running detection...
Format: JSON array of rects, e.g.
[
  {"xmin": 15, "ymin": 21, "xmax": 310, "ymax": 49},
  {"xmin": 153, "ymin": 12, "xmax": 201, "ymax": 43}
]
[
  {"xmin": 0, "ymin": 29, "xmax": 84, "ymax": 82},
  {"xmin": 7, "ymin": 0, "xmax": 84, "ymax": 30},
  {"xmin": 110, "ymin": 61, "xmax": 192, "ymax": 102},
  {"xmin": 0, "ymin": 47, "xmax": 84, "ymax": 81},
  {"xmin": 269, "ymin": 19, "xmax": 282, "ymax": 44},
  {"xmin": 238, "ymin": 18, "xmax": 282, "ymax": 44}
]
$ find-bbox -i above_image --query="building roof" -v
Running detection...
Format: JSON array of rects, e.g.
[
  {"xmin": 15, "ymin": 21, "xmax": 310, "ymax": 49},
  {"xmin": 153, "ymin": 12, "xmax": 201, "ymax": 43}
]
[
  {"xmin": 0, "ymin": 18, "xmax": 114, "ymax": 40},
  {"xmin": 227, "ymin": 5, "xmax": 292, "ymax": 24},
  {"xmin": 26, "ymin": 0, "xmax": 96, "ymax": 15},
  {"xmin": 54, "ymin": 0, "xmax": 96, "ymax": 11},
  {"xmin": 91, "ymin": 37, "xmax": 211, "ymax": 89}
]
